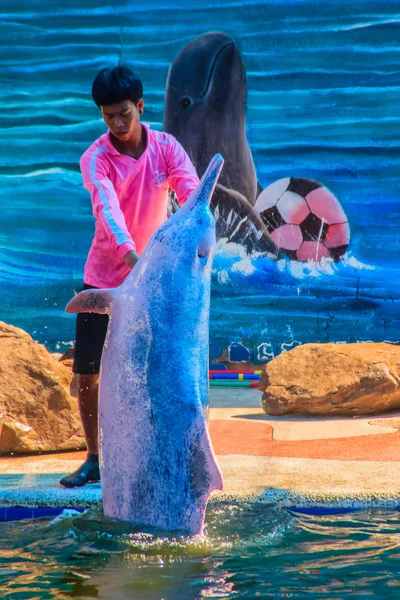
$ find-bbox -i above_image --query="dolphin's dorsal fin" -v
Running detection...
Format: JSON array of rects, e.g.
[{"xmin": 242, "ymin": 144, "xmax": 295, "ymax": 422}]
[{"xmin": 65, "ymin": 288, "xmax": 116, "ymax": 315}]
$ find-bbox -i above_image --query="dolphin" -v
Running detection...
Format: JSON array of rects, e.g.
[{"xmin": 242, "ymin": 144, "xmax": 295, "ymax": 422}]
[
  {"xmin": 164, "ymin": 32, "xmax": 279, "ymax": 257},
  {"xmin": 66, "ymin": 155, "xmax": 224, "ymax": 535},
  {"xmin": 164, "ymin": 32, "xmax": 257, "ymax": 202}
]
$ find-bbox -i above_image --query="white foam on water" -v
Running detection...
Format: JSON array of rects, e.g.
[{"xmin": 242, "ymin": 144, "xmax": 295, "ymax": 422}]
[
  {"xmin": 231, "ymin": 258, "xmax": 256, "ymax": 277},
  {"xmin": 341, "ymin": 254, "xmax": 375, "ymax": 271},
  {"xmin": 48, "ymin": 509, "xmax": 84, "ymax": 526},
  {"xmin": 213, "ymin": 241, "xmax": 257, "ymax": 283},
  {"xmin": 213, "ymin": 241, "xmax": 377, "ymax": 287},
  {"xmin": 216, "ymin": 270, "xmax": 231, "ymax": 285},
  {"xmin": 279, "ymin": 253, "xmax": 375, "ymax": 280},
  {"xmin": 277, "ymin": 256, "xmax": 337, "ymax": 279}
]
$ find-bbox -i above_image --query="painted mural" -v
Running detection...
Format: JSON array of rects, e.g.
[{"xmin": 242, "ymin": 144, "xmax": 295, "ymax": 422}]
[{"xmin": 1, "ymin": 0, "xmax": 400, "ymax": 364}]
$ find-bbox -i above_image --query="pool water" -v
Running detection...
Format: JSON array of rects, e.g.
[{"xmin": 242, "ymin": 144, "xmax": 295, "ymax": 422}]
[{"xmin": 1, "ymin": 502, "xmax": 400, "ymax": 599}]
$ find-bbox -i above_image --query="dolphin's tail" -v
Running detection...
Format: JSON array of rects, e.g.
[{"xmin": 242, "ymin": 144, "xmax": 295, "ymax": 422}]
[
  {"xmin": 185, "ymin": 416, "xmax": 223, "ymax": 535},
  {"xmin": 200, "ymin": 420, "xmax": 223, "ymax": 493}
]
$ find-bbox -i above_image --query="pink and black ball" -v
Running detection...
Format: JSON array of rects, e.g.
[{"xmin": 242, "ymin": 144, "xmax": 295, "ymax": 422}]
[{"xmin": 255, "ymin": 177, "xmax": 350, "ymax": 261}]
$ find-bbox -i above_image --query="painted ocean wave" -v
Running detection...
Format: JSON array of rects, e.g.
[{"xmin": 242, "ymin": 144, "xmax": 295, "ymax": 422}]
[
  {"xmin": 210, "ymin": 247, "xmax": 400, "ymax": 360},
  {"xmin": 212, "ymin": 243, "xmax": 377, "ymax": 288}
]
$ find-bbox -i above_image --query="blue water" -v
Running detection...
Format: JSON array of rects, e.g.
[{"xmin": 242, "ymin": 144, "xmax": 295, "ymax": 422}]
[
  {"xmin": 1, "ymin": 0, "xmax": 400, "ymax": 355},
  {"xmin": 1, "ymin": 504, "xmax": 400, "ymax": 598}
]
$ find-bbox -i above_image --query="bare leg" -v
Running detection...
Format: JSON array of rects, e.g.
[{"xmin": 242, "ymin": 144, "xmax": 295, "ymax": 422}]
[{"xmin": 59, "ymin": 374, "xmax": 100, "ymax": 487}]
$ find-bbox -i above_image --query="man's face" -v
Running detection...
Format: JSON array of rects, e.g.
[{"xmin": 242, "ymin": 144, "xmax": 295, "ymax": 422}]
[{"xmin": 101, "ymin": 99, "xmax": 144, "ymax": 142}]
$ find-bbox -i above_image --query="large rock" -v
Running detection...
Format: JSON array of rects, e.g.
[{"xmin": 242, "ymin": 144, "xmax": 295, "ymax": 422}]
[
  {"xmin": 0, "ymin": 322, "xmax": 85, "ymax": 454},
  {"xmin": 260, "ymin": 342, "xmax": 400, "ymax": 416}
]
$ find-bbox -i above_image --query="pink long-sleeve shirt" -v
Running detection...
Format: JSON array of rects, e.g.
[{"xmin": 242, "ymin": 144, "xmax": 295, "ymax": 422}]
[{"xmin": 80, "ymin": 124, "xmax": 199, "ymax": 288}]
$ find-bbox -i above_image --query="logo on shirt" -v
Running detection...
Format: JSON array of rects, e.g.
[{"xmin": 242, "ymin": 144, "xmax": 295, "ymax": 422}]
[{"xmin": 153, "ymin": 170, "xmax": 167, "ymax": 185}]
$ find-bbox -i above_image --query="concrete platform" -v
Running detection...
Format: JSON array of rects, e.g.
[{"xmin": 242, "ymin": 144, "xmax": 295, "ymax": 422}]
[{"xmin": 1, "ymin": 389, "xmax": 400, "ymax": 516}]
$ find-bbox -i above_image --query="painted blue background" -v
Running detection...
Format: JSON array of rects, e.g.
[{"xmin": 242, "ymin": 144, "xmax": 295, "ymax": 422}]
[{"xmin": 1, "ymin": 0, "xmax": 400, "ymax": 361}]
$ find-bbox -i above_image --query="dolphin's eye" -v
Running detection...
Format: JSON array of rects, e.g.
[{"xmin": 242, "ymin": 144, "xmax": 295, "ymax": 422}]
[{"xmin": 181, "ymin": 97, "xmax": 192, "ymax": 109}]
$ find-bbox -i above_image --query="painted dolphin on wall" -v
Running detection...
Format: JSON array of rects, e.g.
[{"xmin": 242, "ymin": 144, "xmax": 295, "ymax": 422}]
[
  {"xmin": 164, "ymin": 32, "xmax": 279, "ymax": 258},
  {"xmin": 66, "ymin": 155, "xmax": 224, "ymax": 535}
]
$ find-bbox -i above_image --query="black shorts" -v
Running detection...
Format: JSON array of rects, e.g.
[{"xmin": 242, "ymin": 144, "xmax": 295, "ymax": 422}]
[{"xmin": 72, "ymin": 284, "xmax": 109, "ymax": 375}]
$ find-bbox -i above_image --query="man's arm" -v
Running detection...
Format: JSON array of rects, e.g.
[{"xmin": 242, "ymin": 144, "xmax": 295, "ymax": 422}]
[
  {"xmin": 123, "ymin": 250, "xmax": 139, "ymax": 268},
  {"xmin": 80, "ymin": 150, "xmax": 138, "ymax": 268},
  {"xmin": 163, "ymin": 136, "xmax": 200, "ymax": 205}
]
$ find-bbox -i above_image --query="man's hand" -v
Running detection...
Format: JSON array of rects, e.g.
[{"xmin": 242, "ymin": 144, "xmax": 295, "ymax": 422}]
[{"xmin": 123, "ymin": 250, "xmax": 139, "ymax": 269}]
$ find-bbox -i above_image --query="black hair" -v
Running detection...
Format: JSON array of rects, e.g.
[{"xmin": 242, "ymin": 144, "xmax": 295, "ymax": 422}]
[{"xmin": 91, "ymin": 65, "xmax": 143, "ymax": 108}]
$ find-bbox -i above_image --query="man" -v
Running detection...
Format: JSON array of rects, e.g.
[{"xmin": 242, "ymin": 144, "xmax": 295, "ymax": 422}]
[{"xmin": 60, "ymin": 65, "xmax": 199, "ymax": 487}]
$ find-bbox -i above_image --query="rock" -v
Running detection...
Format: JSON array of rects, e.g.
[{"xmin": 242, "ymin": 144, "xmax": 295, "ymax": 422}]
[
  {"xmin": 58, "ymin": 346, "xmax": 75, "ymax": 369},
  {"xmin": 57, "ymin": 346, "xmax": 78, "ymax": 397},
  {"xmin": 0, "ymin": 322, "xmax": 85, "ymax": 454},
  {"xmin": 259, "ymin": 342, "xmax": 400, "ymax": 416}
]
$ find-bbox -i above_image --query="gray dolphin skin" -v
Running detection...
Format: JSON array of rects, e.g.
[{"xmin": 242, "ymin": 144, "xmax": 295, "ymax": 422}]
[
  {"xmin": 164, "ymin": 32, "xmax": 257, "ymax": 202},
  {"xmin": 164, "ymin": 32, "xmax": 279, "ymax": 258},
  {"xmin": 66, "ymin": 155, "xmax": 224, "ymax": 535}
]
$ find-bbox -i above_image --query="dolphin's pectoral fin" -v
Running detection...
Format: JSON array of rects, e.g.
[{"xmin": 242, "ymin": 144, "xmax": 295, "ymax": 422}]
[
  {"xmin": 190, "ymin": 442, "xmax": 210, "ymax": 497},
  {"xmin": 190, "ymin": 419, "xmax": 223, "ymax": 499},
  {"xmin": 65, "ymin": 288, "xmax": 116, "ymax": 315}
]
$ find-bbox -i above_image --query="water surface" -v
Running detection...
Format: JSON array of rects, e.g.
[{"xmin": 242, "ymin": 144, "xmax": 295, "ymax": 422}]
[{"xmin": 1, "ymin": 503, "xmax": 400, "ymax": 598}]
